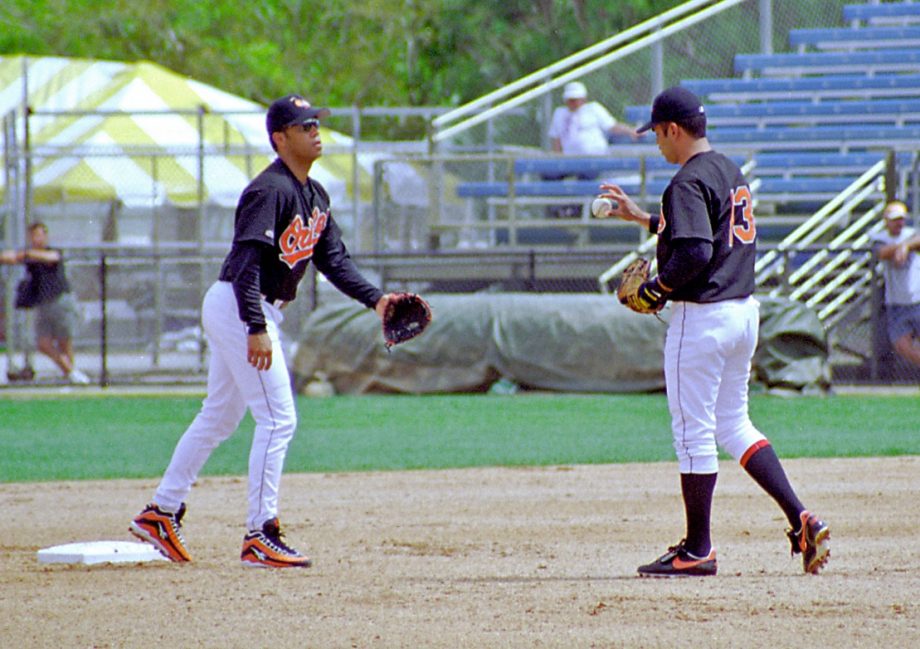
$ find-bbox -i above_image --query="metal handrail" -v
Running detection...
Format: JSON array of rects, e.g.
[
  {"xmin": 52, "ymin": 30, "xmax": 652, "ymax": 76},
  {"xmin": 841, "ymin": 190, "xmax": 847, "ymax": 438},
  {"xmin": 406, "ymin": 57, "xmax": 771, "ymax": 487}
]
[
  {"xmin": 820, "ymin": 275, "xmax": 873, "ymax": 327},
  {"xmin": 807, "ymin": 252, "xmax": 873, "ymax": 308},
  {"xmin": 432, "ymin": 0, "xmax": 719, "ymax": 131},
  {"xmin": 786, "ymin": 222, "xmax": 886, "ymax": 300},
  {"xmin": 786, "ymin": 205, "xmax": 884, "ymax": 286},
  {"xmin": 432, "ymin": 0, "xmax": 747, "ymax": 144},
  {"xmin": 754, "ymin": 160, "xmax": 886, "ymax": 285},
  {"xmin": 752, "ymin": 156, "xmax": 889, "ymax": 324}
]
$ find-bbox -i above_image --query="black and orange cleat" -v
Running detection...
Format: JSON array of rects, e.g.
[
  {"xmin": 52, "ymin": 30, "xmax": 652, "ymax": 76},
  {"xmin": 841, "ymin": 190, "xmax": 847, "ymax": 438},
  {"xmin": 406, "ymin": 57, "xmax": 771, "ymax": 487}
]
[
  {"xmin": 241, "ymin": 518, "xmax": 312, "ymax": 568},
  {"xmin": 637, "ymin": 540, "xmax": 718, "ymax": 577},
  {"xmin": 129, "ymin": 502, "xmax": 192, "ymax": 562},
  {"xmin": 788, "ymin": 510, "xmax": 830, "ymax": 574}
]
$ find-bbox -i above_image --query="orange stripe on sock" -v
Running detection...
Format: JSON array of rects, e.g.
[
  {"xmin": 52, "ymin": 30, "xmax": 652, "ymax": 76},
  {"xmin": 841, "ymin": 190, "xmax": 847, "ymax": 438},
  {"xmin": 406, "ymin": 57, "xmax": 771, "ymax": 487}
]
[{"xmin": 739, "ymin": 439, "xmax": 771, "ymax": 468}]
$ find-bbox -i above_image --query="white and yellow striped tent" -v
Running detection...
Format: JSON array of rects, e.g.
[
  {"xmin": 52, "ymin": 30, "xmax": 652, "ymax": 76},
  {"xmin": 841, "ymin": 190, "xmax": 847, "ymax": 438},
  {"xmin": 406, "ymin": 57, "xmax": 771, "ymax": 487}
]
[{"xmin": 0, "ymin": 54, "xmax": 366, "ymax": 211}]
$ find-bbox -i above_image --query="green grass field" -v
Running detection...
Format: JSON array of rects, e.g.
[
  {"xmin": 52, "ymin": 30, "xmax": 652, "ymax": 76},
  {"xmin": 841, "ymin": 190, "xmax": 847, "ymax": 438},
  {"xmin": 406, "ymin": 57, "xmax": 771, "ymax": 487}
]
[{"xmin": 1, "ymin": 393, "xmax": 917, "ymax": 483}]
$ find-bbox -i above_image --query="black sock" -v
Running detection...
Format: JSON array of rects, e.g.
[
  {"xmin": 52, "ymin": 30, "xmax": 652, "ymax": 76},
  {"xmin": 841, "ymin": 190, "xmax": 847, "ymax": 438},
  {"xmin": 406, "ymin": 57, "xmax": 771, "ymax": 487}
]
[
  {"xmin": 681, "ymin": 472, "xmax": 718, "ymax": 557},
  {"xmin": 742, "ymin": 442, "xmax": 804, "ymax": 529}
]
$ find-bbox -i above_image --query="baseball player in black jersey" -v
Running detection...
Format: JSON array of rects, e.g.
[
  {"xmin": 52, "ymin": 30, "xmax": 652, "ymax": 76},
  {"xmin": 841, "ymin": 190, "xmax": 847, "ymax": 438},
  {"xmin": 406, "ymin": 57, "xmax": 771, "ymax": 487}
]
[
  {"xmin": 131, "ymin": 94, "xmax": 401, "ymax": 568},
  {"xmin": 596, "ymin": 86, "xmax": 830, "ymax": 576}
]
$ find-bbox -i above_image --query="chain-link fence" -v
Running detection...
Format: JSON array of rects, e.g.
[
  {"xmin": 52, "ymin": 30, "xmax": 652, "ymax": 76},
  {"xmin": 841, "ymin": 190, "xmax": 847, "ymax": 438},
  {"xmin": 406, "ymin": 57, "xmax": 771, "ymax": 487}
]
[
  {"xmin": 4, "ymin": 242, "xmax": 917, "ymax": 387},
  {"xmin": 3, "ymin": 0, "xmax": 919, "ymax": 387}
]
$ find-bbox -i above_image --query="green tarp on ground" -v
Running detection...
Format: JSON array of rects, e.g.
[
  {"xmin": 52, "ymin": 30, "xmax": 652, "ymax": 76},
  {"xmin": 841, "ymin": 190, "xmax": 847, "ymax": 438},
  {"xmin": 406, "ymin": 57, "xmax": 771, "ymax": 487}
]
[{"xmin": 292, "ymin": 293, "xmax": 829, "ymax": 394}]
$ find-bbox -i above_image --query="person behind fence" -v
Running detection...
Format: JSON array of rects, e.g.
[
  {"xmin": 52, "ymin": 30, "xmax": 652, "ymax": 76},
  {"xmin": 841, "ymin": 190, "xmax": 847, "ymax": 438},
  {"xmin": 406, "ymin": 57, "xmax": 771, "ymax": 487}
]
[
  {"xmin": 0, "ymin": 222, "xmax": 89, "ymax": 384},
  {"xmin": 870, "ymin": 200, "xmax": 920, "ymax": 367},
  {"xmin": 549, "ymin": 81, "xmax": 637, "ymax": 157},
  {"xmin": 546, "ymin": 81, "xmax": 637, "ymax": 217},
  {"xmin": 129, "ymin": 94, "xmax": 407, "ymax": 568}
]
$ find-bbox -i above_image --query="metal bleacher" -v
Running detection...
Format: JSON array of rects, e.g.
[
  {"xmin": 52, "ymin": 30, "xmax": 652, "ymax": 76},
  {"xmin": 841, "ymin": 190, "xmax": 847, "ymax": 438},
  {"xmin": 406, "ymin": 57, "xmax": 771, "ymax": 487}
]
[
  {"xmin": 611, "ymin": 2, "xmax": 920, "ymax": 353},
  {"xmin": 625, "ymin": 99, "xmax": 920, "ymax": 127},
  {"xmin": 843, "ymin": 2, "xmax": 920, "ymax": 26},
  {"xmin": 734, "ymin": 48, "xmax": 920, "ymax": 77},
  {"xmin": 789, "ymin": 26, "xmax": 920, "ymax": 51},
  {"xmin": 450, "ymin": 2, "xmax": 920, "ymax": 259},
  {"xmin": 708, "ymin": 124, "xmax": 920, "ymax": 149},
  {"xmin": 682, "ymin": 73, "xmax": 920, "ymax": 102},
  {"xmin": 675, "ymin": 3, "xmax": 920, "ymax": 214}
]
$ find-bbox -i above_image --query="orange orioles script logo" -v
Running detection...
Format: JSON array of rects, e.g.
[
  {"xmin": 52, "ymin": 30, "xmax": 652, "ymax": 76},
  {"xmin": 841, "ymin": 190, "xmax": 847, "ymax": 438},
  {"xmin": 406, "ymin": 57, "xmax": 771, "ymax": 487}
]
[{"xmin": 278, "ymin": 208, "xmax": 328, "ymax": 268}]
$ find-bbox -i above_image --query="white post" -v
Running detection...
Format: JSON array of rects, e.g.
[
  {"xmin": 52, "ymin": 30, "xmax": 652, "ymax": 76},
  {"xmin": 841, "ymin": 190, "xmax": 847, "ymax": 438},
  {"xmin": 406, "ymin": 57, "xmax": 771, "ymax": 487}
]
[{"xmin": 759, "ymin": 0, "xmax": 773, "ymax": 55}]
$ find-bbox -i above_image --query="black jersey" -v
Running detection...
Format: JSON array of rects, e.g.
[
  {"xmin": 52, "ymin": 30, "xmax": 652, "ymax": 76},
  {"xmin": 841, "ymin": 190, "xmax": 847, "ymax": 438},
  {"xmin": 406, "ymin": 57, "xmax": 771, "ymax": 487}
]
[
  {"xmin": 24, "ymin": 249, "xmax": 70, "ymax": 307},
  {"xmin": 219, "ymin": 158, "xmax": 382, "ymax": 331},
  {"xmin": 655, "ymin": 150, "xmax": 756, "ymax": 303}
]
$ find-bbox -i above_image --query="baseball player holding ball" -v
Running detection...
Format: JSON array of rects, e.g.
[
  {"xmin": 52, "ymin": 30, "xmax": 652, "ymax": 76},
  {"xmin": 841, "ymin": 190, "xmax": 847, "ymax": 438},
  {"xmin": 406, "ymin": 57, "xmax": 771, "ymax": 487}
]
[
  {"xmin": 596, "ymin": 86, "xmax": 830, "ymax": 577},
  {"xmin": 130, "ymin": 94, "xmax": 403, "ymax": 568}
]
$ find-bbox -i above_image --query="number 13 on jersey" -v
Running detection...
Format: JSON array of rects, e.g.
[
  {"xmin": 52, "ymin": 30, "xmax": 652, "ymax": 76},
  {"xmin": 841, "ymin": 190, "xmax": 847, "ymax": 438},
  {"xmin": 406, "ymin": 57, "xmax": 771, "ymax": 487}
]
[{"xmin": 730, "ymin": 185, "xmax": 756, "ymax": 247}]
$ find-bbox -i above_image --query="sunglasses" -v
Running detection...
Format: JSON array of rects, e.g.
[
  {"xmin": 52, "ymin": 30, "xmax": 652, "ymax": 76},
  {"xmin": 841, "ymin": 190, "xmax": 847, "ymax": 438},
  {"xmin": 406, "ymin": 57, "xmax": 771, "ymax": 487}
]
[{"xmin": 288, "ymin": 119, "xmax": 320, "ymax": 132}]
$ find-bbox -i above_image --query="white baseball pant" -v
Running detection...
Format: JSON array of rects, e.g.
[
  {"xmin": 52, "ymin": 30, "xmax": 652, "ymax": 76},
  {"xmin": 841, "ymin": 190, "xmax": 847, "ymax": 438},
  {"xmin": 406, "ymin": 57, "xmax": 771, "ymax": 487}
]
[
  {"xmin": 153, "ymin": 280, "xmax": 297, "ymax": 531},
  {"xmin": 664, "ymin": 296, "xmax": 767, "ymax": 474}
]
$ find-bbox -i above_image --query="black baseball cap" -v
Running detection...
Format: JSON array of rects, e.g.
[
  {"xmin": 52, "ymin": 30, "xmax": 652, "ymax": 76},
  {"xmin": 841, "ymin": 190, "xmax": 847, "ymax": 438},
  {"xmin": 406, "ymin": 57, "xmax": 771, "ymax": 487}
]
[
  {"xmin": 636, "ymin": 86, "xmax": 705, "ymax": 134},
  {"xmin": 266, "ymin": 94, "xmax": 331, "ymax": 134}
]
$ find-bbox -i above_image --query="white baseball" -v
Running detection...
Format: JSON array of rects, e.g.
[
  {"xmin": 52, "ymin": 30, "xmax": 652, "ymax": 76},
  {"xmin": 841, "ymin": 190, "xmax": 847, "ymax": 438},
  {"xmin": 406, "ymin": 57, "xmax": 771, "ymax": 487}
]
[{"xmin": 591, "ymin": 197, "xmax": 615, "ymax": 218}]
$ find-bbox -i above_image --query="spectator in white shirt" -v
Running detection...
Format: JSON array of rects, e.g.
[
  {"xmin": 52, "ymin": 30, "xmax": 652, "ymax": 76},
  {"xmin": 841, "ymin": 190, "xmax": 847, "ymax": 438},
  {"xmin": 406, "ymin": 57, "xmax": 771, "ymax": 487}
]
[
  {"xmin": 548, "ymin": 81, "xmax": 637, "ymax": 156},
  {"xmin": 544, "ymin": 82, "xmax": 637, "ymax": 218},
  {"xmin": 871, "ymin": 200, "xmax": 920, "ymax": 367}
]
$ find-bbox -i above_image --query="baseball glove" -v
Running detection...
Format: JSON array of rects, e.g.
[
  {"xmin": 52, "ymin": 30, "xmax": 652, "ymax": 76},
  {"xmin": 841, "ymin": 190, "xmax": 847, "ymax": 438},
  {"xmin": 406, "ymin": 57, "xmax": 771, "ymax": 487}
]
[
  {"xmin": 617, "ymin": 258, "xmax": 669, "ymax": 315},
  {"xmin": 382, "ymin": 292, "xmax": 432, "ymax": 349}
]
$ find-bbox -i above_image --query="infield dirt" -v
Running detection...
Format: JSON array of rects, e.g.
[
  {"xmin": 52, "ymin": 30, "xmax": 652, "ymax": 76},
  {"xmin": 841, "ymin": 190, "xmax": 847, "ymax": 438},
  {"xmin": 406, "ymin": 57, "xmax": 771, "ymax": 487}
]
[{"xmin": 2, "ymin": 457, "xmax": 917, "ymax": 648}]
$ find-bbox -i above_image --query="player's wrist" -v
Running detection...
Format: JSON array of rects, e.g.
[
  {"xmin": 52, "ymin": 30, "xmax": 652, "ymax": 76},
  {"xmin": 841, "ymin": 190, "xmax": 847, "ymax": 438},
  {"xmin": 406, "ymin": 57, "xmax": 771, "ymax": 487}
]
[
  {"xmin": 651, "ymin": 275, "xmax": 672, "ymax": 295},
  {"xmin": 638, "ymin": 276, "xmax": 670, "ymax": 308}
]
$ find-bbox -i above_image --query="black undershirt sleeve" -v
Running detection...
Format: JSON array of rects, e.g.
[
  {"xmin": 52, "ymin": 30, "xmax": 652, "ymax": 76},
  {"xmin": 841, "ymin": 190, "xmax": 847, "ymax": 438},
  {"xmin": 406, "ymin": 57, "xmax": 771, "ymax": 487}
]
[
  {"xmin": 657, "ymin": 238, "xmax": 713, "ymax": 292},
  {"xmin": 312, "ymin": 220, "xmax": 384, "ymax": 309},
  {"xmin": 228, "ymin": 242, "xmax": 267, "ymax": 334}
]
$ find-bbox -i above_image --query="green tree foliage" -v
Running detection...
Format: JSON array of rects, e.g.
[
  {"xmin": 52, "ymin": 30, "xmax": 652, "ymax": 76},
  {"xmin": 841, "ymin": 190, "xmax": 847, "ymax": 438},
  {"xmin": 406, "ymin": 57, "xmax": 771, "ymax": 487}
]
[{"xmin": 0, "ymin": 0, "xmax": 678, "ymax": 107}]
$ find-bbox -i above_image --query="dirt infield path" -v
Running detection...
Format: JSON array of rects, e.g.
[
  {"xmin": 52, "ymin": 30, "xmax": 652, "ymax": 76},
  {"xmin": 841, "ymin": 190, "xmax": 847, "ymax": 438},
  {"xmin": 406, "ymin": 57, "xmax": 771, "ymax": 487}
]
[{"xmin": 2, "ymin": 457, "xmax": 917, "ymax": 648}]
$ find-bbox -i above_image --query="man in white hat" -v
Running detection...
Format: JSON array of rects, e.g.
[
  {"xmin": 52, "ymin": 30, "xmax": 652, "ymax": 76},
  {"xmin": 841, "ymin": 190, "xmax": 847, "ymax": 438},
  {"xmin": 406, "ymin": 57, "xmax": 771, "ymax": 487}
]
[
  {"xmin": 548, "ymin": 81, "xmax": 636, "ymax": 156},
  {"xmin": 870, "ymin": 200, "xmax": 920, "ymax": 367},
  {"xmin": 544, "ymin": 81, "xmax": 637, "ymax": 217}
]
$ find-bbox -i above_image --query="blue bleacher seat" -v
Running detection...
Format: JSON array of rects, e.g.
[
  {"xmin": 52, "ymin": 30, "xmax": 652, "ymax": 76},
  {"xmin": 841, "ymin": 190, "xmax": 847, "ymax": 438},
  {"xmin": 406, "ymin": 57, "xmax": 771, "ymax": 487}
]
[
  {"xmin": 708, "ymin": 123, "xmax": 920, "ymax": 146},
  {"xmin": 455, "ymin": 173, "xmax": 867, "ymax": 203},
  {"xmin": 843, "ymin": 2, "xmax": 920, "ymax": 24},
  {"xmin": 789, "ymin": 26, "xmax": 920, "ymax": 50},
  {"xmin": 734, "ymin": 49, "xmax": 920, "ymax": 76},
  {"xmin": 513, "ymin": 158, "xmax": 641, "ymax": 176},
  {"xmin": 682, "ymin": 74, "xmax": 920, "ymax": 101},
  {"xmin": 625, "ymin": 98, "xmax": 920, "ymax": 126},
  {"xmin": 493, "ymin": 228, "xmax": 580, "ymax": 246},
  {"xmin": 512, "ymin": 155, "xmax": 751, "ymax": 178},
  {"xmin": 757, "ymin": 177, "xmax": 859, "ymax": 194},
  {"xmin": 754, "ymin": 151, "xmax": 885, "ymax": 172},
  {"xmin": 456, "ymin": 180, "xmax": 664, "ymax": 198},
  {"xmin": 754, "ymin": 151, "xmax": 914, "ymax": 172}
]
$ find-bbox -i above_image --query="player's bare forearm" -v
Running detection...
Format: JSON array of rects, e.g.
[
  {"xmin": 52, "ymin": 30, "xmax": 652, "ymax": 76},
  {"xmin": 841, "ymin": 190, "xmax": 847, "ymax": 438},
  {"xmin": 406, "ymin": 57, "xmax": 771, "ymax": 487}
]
[
  {"xmin": 611, "ymin": 124, "xmax": 639, "ymax": 141},
  {"xmin": 879, "ymin": 239, "xmax": 917, "ymax": 266},
  {"xmin": 247, "ymin": 332, "xmax": 272, "ymax": 371},
  {"xmin": 598, "ymin": 183, "xmax": 651, "ymax": 228},
  {"xmin": 23, "ymin": 248, "xmax": 61, "ymax": 264}
]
